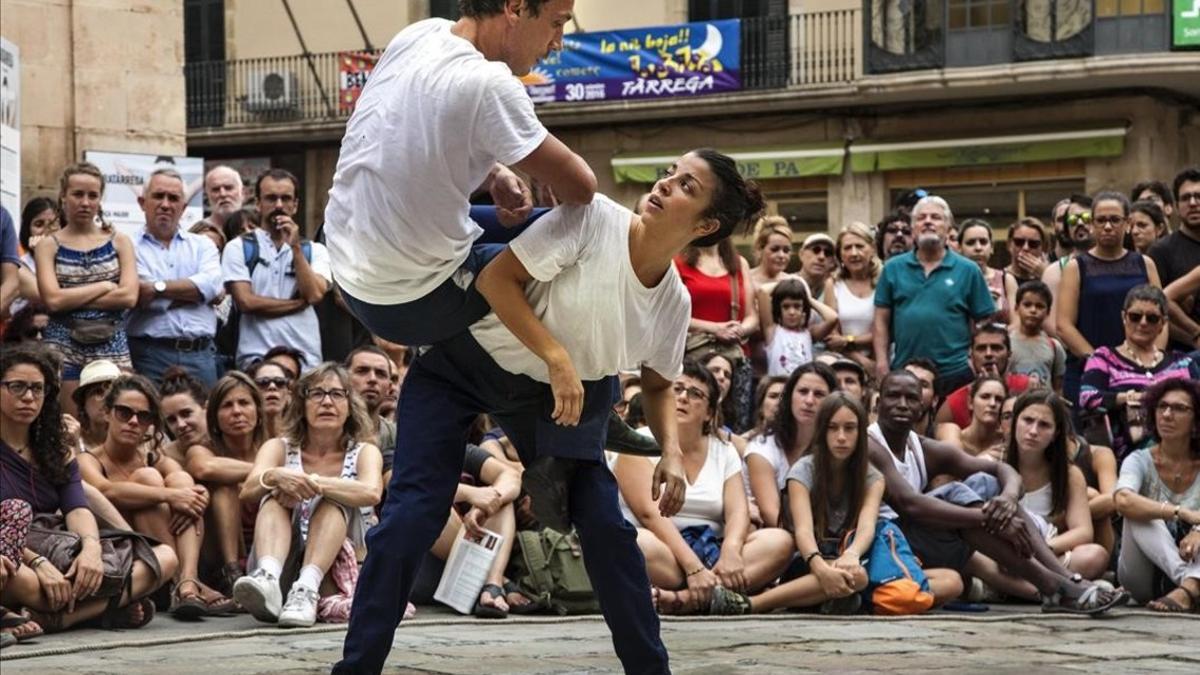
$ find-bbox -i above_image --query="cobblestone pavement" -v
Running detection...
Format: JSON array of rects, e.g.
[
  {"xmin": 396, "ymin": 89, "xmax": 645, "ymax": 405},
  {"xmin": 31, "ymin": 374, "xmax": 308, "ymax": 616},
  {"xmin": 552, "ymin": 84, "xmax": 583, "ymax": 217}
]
[{"xmin": 2, "ymin": 607, "xmax": 1197, "ymax": 674}]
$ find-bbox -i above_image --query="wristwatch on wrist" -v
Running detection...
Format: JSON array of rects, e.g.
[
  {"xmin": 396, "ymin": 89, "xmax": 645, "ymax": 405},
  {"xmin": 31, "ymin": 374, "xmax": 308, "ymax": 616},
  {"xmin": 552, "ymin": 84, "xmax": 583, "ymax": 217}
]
[
  {"xmin": 847, "ymin": 334, "xmax": 856, "ymax": 345},
  {"xmin": 153, "ymin": 280, "xmax": 167, "ymax": 295}
]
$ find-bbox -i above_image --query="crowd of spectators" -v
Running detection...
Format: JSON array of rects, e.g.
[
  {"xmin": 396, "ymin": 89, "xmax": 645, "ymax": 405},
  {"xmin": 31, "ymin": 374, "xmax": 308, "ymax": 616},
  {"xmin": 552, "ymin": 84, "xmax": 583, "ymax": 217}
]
[{"xmin": 1, "ymin": 159, "xmax": 1199, "ymax": 648}]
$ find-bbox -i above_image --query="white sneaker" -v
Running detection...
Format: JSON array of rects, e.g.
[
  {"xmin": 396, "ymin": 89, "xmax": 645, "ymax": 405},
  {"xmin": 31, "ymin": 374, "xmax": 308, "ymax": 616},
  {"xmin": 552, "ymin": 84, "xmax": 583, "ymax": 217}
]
[
  {"xmin": 232, "ymin": 569, "xmax": 282, "ymax": 623},
  {"xmin": 277, "ymin": 585, "xmax": 320, "ymax": 628}
]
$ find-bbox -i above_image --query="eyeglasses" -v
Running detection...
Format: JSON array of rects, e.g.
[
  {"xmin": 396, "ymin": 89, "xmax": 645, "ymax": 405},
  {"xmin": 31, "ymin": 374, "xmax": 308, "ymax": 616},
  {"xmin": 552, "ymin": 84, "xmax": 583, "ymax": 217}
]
[
  {"xmin": 1010, "ymin": 237, "xmax": 1042, "ymax": 250},
  {"xmin": 1065, "ymin": 213, "xmax": 1092, "ymax": 227},
  {"xmin": 672, "ymin": 383, "xmax": 709, "ymax": 403},
  {"xmin": 1, "ymin": 380, "xmax": 46, "ymax": 398},
  {"xmin": 1178, "ymin": 192, "xmax": 1200, "ymax": 204},
  {"xmin": 885, "ymin": 225, "xmax": 912, "ymax": 236},
  {"xmin": 305, "ymin": 387, "xmax": 349, "ymax": 403},
  {"xmin": 1124, "ymin": 311, "xmax": 1162, "ymax": 325},
  {"xmin": 255, "ymin": 376, "xmax": 291, "ymax": 390},
  {"xmin": 112, "ymin": 404, "xmax": 154, "ymax": 427},
  {"xmin": 1156, "ymin": 401, "xmax": 1194, "ymax": 415},
  {"xmin": 1093, "ymin": 215, "xmax": 1124, "ymax": 227}
]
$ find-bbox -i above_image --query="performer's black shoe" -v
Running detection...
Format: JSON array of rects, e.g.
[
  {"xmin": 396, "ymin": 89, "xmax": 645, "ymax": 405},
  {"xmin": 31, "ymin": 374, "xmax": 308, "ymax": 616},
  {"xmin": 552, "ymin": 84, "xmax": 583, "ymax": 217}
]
[
  {"xmin": 606, "ymin": 411, "xmax": 661, "ymax": 456},
  {"xmin": 522, "ymin": 456, "xmax": 575, "ymax": 533}
]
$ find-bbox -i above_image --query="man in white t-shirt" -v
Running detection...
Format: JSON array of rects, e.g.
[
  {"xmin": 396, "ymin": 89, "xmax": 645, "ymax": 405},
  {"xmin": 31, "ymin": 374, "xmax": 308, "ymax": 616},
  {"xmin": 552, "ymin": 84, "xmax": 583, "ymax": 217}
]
[{"xmin": 322, "ymin": 0, "xmax": 597, "ymax": 349}]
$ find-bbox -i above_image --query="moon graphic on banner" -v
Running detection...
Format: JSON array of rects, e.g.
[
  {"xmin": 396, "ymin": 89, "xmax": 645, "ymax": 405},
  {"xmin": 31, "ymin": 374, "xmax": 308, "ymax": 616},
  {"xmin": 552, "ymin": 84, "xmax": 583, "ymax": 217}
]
[{"xmin": 697, "ymin": 24, "xmax": 722, "ymax": 59}]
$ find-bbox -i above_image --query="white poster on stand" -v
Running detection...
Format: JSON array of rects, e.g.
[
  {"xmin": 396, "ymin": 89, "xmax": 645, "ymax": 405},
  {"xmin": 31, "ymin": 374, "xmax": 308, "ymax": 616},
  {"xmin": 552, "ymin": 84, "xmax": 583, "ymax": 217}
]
[
  {"xmin": 0, "ymin": 37, "xmax": 20, "ymax": 218},
  {"xmin": 84, "ymin": 150, "xmax": 205, "ymax": 238}
]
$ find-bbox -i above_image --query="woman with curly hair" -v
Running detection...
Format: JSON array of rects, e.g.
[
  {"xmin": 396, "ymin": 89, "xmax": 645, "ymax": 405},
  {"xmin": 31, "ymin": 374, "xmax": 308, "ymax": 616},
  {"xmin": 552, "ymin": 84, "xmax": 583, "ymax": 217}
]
[
  {"xmin": 0, "ymin": 345, "xmax": 176, "ymax": 631},
  {"xmin": 77, "ymin": 374, "xmax": 233, "ymax": 618},
  {"xmin": 234, "ymin": 363, "xmax": 382, "ymax": 628}
]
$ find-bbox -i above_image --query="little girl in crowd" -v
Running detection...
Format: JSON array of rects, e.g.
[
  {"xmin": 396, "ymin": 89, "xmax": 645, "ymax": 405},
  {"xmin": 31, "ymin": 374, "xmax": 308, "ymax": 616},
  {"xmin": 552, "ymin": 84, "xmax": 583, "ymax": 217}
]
[{"xmin": 758, "ymin": 277, "xmax": 838, "ymax": 377}]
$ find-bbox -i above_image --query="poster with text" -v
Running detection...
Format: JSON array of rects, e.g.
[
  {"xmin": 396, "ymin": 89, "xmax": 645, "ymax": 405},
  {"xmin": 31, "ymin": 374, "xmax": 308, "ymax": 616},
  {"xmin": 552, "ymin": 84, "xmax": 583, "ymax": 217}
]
[
  {"xmin": 339, "ymin": 51, "xmax": 379, "ymax": 114},
  {"xmin": 83, "ymin": 151, "xmax": 205, "ymax": 238},
  {"xmin": 1, "ymin": 37, "xmax": 20, "ymax": 218},
  {"xmin": 521, "ymin": 19, "xmax": 741, "ymax": 104},
  {"xmin": 1176, "ymin": 0, "xmax": 1200, "ymax": 49}
]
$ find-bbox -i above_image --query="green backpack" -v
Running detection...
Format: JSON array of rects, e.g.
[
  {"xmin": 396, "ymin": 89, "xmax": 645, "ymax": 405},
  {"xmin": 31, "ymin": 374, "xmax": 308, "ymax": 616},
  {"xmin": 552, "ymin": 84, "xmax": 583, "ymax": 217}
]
[{"xmin": 510, "ymin": 528, "xmax": 601, "ymax": 616}]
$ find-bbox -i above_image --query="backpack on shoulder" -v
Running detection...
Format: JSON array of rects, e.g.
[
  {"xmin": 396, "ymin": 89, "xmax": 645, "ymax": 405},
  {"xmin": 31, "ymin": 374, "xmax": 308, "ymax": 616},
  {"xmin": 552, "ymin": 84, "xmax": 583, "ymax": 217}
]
[
  {"xmin": 214, "ymin": 233, "xmax": 314, "ymax": 359},
  {"xmin": 509, "ymin": 528, "xmax": 600, "ymax": 616}
]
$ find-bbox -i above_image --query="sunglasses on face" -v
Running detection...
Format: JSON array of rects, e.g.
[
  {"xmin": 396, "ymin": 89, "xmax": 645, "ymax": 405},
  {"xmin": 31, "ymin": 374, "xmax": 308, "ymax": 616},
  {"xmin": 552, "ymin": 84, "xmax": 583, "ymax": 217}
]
[
  {"xmin": 112, "ymin": 404, "xmax": 154, "ymax": 426},
  {"xmin": 1065, "ymin": 213, "xmax": 1092, "ymax": 227},
  {"xmin": 1124, "ymin": 311, "xmax": 1163, "ymax": 325},
  {"xmin": 255, "ymin": 376, "xmax": 291, "ymax": 390},
  {"xmin": 807, "ymin": 246, "xmax": 834, "ymax": 257},
  {"xmin": 1010, "ymin": 237, "xmax": 1042, "ymax": 250},
  {"xmin": 885, "ymin": 225, "xmax": 912, "ymax": 236},
  {"xmin": 1, "ymin": 380, "xmax": 46, "ymax": 398}
]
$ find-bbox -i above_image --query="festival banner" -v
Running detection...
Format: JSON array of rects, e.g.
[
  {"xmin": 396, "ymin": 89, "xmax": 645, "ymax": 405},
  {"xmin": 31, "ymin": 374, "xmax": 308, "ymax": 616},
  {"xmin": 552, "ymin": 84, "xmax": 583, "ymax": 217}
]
[
  {"xmin": 339, "ymin": 51, "xmax": 379, "ymax": 114},
  {"xmin": 83, "ymin": 151, "xmax": 206, "ymax": 238},
  {"xmin": 521, "ymin": 19, "xmax": 741, "ymax": 104}
]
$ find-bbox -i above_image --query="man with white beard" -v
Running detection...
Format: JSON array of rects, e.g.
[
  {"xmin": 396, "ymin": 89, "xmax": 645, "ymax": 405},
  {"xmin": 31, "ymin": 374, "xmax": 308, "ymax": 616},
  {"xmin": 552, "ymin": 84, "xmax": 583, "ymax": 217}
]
[{"xmin": 872, "ymin": 196, "xmax": 995, "ymax": 397}]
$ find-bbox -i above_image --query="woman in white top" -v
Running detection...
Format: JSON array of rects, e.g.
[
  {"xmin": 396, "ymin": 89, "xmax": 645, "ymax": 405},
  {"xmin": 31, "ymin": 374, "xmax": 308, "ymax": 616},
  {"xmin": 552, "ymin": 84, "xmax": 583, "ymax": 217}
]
[
  {"xmin": 236, "ymin": 363, "xmax": 382, "ymax": 628},
  {"xmin": 936, "ymin": 374, "xmax": 1008, "ymax": 462},
  {"xmin": 615, "ymin": 361, "xmax": 794, "ymax": 614},
  {"xmin": 824, "ymin": 222, "xmax": 881, "ymax": 373},
  {"xmin": 756, "ymin": 277, "xmax": 838, "ymax": 377},
  {"xmin": 970, "ymin": 389, "xmax": 1109, "ymax": 601},
  {"xmin": 744, "ymin": 363, "xmax": 838, "ymax": 528}
]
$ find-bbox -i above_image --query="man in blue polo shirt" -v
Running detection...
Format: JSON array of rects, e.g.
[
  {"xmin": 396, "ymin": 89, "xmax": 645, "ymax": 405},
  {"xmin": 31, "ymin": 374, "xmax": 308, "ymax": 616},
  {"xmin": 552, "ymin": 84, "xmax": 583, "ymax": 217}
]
[{"xmin": 872, "ymin": 195, "xmax": 995, "ymax": 396}]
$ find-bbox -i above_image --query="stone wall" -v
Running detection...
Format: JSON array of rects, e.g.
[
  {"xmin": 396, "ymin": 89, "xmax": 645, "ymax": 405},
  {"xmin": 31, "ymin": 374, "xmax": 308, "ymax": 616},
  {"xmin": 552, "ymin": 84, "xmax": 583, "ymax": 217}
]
[{"xmin": 1, "ymin": 0, "xmax": 186, "ymax": 200}]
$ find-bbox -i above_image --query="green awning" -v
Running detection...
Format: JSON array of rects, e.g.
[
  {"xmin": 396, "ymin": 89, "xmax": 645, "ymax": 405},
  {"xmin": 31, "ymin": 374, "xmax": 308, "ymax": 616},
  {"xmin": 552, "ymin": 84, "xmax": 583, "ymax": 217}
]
[
  {"xmin": 612, "ymin": 143, "xmax": 845, "ymax": 183},
  {"xmin": 849, "ymin": 127, "xmax": 1127, "ymax": 173}
]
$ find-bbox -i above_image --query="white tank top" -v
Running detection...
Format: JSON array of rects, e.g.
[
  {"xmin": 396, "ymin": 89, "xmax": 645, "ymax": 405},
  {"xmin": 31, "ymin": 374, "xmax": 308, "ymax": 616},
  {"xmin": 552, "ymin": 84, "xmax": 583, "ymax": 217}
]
[
  {"xmin": 833, "ymin": 279, "xmax": 875, "ymax": 337},
  {"xmin": 869, "ymin": 422, "xmax": 927, "ymax": 520},
  {"xmin": 283, "ymin": 439, "xmax": 365, "ymax": 541},
  {"xmin": 1019, "ymin": 483, "xmax": 1058, "ymax": 541}
]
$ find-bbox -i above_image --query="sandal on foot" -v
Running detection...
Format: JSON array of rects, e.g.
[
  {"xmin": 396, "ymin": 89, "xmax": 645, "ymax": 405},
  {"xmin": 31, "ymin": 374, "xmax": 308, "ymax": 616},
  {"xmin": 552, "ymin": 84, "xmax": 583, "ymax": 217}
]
[
  {"xmin": 820, "ymin": 593, "xmax": 863, "ymax": 616},
  {"xmin": 473, "ymin": 583, "xmax": 508, "ymax": 619},
  {"xmin": 1042, "ymin": 581, "xmax": 1128, "ymax": 616},
  {"xmin": 1147, "ymin": 586, "xmax": 1199, "ymax": 614},
  {"xmin": 1, "ymin": 608, "xmax": 44, "ymax": 641},
  {"xmin": 102, "ymin": 597, "xmax": 156, "ymax": 630},
  {"xmin": 502, "ymin": 580, "xmax": 543, "ymax": 615},
  {"xmin": 709, "ymin": 586, "xmax": 752, "ymax": 616},
  {"xmin": 171, "ymin": 579, "xmax": 209, "ymax": 620}
]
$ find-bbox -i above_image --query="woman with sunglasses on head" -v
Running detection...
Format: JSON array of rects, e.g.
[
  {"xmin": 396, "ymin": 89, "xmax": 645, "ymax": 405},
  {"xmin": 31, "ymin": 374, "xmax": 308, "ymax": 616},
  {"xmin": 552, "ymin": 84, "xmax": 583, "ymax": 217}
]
[
  {"xmin": 246, "ymin": 358, "xmax": 293, "ymax": 439},
  {"xmin": 1057, "ymin": 192, "xmax": 1164, "ymax": 405},
  {"xmin": 77, "ymin": 375, "xmax": 234, "ymax": 618},
  {"xmin": 0, "ymin": 345, "xmax": 177, "ymax": 632},
  {"xmin": 235, "ymin": 363, "xmax": 382, "ymax": 628},
  {"xmin": 1080, "ymin": 285, "xmax": 1196, "ymax": 462},
  {"xmin": 184, "ymin": 372, "xmax": 268, "ymax": 597}
]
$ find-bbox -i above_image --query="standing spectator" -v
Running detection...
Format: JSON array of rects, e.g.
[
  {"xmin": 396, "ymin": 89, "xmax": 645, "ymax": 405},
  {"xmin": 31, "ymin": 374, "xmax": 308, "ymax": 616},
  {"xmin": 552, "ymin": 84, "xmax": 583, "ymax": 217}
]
[
  {"xmin": 1080, "ymin": 285, "xmax": 1194, "ymax": 461},
  {"xmin": 11, "ymin": 197, "xmax": 61, "ymax": 318},
  {"xmin": 756, "ymin": 278, "xmax": 837, "ymax": 377},
  {"xmin": 934, "ymin": 324, "xmax": 1032, "ymax": 430},
  {"xmin": 1, "ymin": 206, "xmax": 20, "ymax": 320},
  {"xmin": 199, "ymin": 165, "xmax": 245, "ymax": 234},
  {"xmin": 1005, "ymin": 218, "xmax": 1050, "ymax": 285},
  {"xmin": 748, "ymin": 216, "xmax": 794, "ymax": 287},
  {"xmin": 1149, "ymin": 168, "xmax": 1200, "ymax": 349},
  {"xmin": 127, "ymin": 169, "xmax": 223, "ymax": 388},
  {"xmin": 798, "ymin": 233, "xmax": 837, "ymax": 312},
  {"xmin": 1164, "ymin": 266, "xmax": 1200, "ymax": 352},
  {"xmin": 1130, "ymin": 179, "xmax": 1175, "ymax": 226},
  {"xmin": 1042, "ymin": 194, "xmax": 1094, "ymax": 336},
  {"xmin": 958, "ymin": 218, "xmax": 1017, "ymax": 324},
  {"xmin": 824, "ymin": 222, "xmax": 880, "ymax": 373},
  {"xmin": 1007, "ymin": 280, "xmax": 1067, "ymax": 394},
  {"xmin": 344, "ymin": 346, "xmax": 397, "ymax": 477},
  {"xmin": 1128, "ymin": 201, "xmax": 1166, "ymax": 255},
  {"xmin": 221, "ymin": 169, "xmax": 330, "ymax": 370},
  {"xmin": 1113, "ymin": 378, "xmax": 1199, "ymax": 612},
  {"xmin": 35, "ymin": 163, "xmax": 138, "ymax": 413},
  {"xmin": 876, "ymin": 211, "xmax": 913, "ymax": 262},
  {"xmin": 872, "ymin": 195, "xmax": 995, "ymax": 395},
  {"xmin": 1058, "ymin": 192, "xmax": 1162, "ymax": 405}
]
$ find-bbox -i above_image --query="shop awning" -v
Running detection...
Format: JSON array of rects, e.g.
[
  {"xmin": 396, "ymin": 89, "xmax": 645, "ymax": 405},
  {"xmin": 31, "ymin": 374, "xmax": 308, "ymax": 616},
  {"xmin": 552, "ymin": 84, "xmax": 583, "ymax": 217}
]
[
  {"xmin": 611, "ymin": 143, "xmax": 845, "ymax": 183},
  {"xmin": 848, "ymin": 127, "xmax": 1128, "ymax": 173}
]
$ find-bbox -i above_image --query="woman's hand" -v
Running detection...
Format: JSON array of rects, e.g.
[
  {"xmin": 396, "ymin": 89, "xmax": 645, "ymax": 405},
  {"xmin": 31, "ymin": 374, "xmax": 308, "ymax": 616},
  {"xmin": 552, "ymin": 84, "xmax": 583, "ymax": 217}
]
[
  {"xmin": 268, "ymin": 468, "xmax": 322, "ymax": 501},
  {"xmin": 463, "ymin": 485, "xmax": 504, "ymax": 518},
  {"xmin": 831, "ymin": 552, "xmax": 861, "ymax": 575},
  {"xmin": 62, "ymin": 414, "xmax": 82, "ymax": 448},
  {"xmin": 547, "ymin": 353, "xmax": 584, "ymax": 427},
  {"xmin": 34, "ymin": 559, "xmax": 73, "ymax": 610},
  {"xmin": 812, "ymin": 558, "xmax": 855, "ymax": 598},
  {"xmin": 167, "ymin": 485, "xmax": 209, "ymax": 519},
  {"xmin": 685, "ymin": 567, "xmax": 719, "ymax": 612},
  {"xmin": 712, "ymin": 550, "xmax": 748, "ymax": 592},
  {"xmin": 68, "ymin": 542, "xmax": 104, "ymax": 603},
  {"xmin": 0, "ymin": 555, "xmax": 14, "ymax": 593},
  {"xmin": 1179, "ymin": 530, "xmax": 1200, "ymax": 562},
  {"xmin": 825, "ymin": 334, "xmax": 848, "ymax": 351},
  {"xmin": 715, "ymin": 321, "xmax": 742, "ymax": 343}
]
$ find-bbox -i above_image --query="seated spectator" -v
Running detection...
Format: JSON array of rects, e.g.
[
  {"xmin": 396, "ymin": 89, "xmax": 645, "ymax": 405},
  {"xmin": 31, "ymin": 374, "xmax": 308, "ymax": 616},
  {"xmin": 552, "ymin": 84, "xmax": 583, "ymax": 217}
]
[
  {"xmin": 936, "ymin": 375, "xmax": 1008, "ymax": 463},
  {"xmin": 756, "ymin": 278, "xmax": 838, "ymax": 377},
  {"xmin": 1066, "ymin": 430, "xmax": 1119, "ymax": 554},
  {"xmin": 235, "ymin": 363, "xmax": 382, "ymax": 628},
  {"xmin": 968, "ymin": 390, "xmax": 1110, "ymax": 601},
  {"xmin": 699, "ymin": 352, "xmax": 742, "ymax": 440},
  {"xmin": 378, "ymin": 366, "xmax": 400, "ymax": 423},
  {"xmin": 0, "ymin": 344, "xmax": 176, "ymax": 632},
  {"xmin": 709, "ymin": 394, "xmax": 884, "ymax": 614},
  {"xmin": 958, "ymin": 218, "xmax": 1017, "ymax": 324},
  {"xmin": 344, "ymin": 346, "xmax": 396, "ymax": 482},
  {"xmin": 1113, "ymin": 378, "xmax": 1200, "ymax": 612},
  {"xmin": 828, "ymin": 357, "xmax": 867, "ymax": 403},
  {"xmin": 410, "ymin": 444, "xmax": 534, "ymax": 618},
  {"xmin": 185, "ymin": 372, "xmax": 268, "ymax": 596},
  {"xmin": 159, "ymin": 367, "xmax": 210, "ymax": 465},
  {"xmin": 1, "ymin": 302, "xmax": 49, "ymax": 344},
  {"xmin": 77, "ymin": 374, "xmax": 233, "ymax": 618},
  {"xmin": 868, "ymin": 370, "xmax": 1125, "ymax": 614},
  {"xmin": 1004, "ymin": 217, "xmax": 1049, "ymax": 285},
  {"xmin": 935, "ymin": 324, "xmax": 1032, "ymax": 429},
  {"xmin": 614, "ymin": 375, "xmax": 641, "ymax": 421},
  {"xmin": 70, "ymin": 359, "xmax": 122, "ymax": 451},
  {"xmin": 901, "ymin": 358, "xmax": 940, "ymax": 437},
  {"xmin": 744, "ymin": 375, "xmax": 786, "ymax": 442},
  {"xmin": 1008, "ymin": 281, "xmax": 1066, "ymax": 394},
  {"xmin": 824, "ymin": 222, "xmax": 880, "ymax": 374},
  {"xmin": 1080, "ymin": 285, "xmax": 1195, "ymax": 461},
  {"xmin": 1128, "ymin": 200, "xmax": 1166, "ymax": 256},
  {"xmin": 246, "ymin": 358, "xmax": 294, "ymax": 439},
  {"xmin": 743, "ymin": 363, "xmax": 837, "ymax": 528},
  {"xmin": 36, "ymin": 163, "xmax": 139, "ymax": 414},
  {"xmin": 623, "ymin": 392, "xmax": 647, "ymax": 430},
  {"xmin": 1, "ymin": 499, "xmax": 37, "ymax": 646},
  {"xmin": 614, "ymin": 362, "xmax": 793, "ymax": 614}
]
